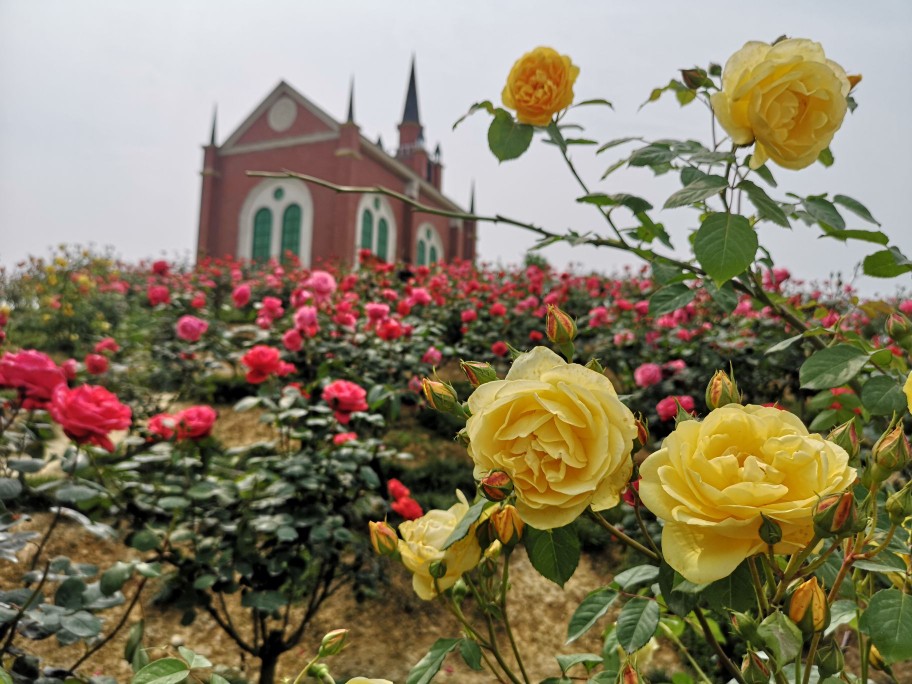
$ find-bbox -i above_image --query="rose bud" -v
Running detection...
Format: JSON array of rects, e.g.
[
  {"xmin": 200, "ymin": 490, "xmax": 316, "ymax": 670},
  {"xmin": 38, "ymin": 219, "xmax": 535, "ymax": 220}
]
[
  {"xmin": 460, "ymin": 360, "xmax": 498, "ymax": 387},
  {"xmin": 759, "ymin": 514, "xmax": 783, "ymax": 545},
  {"xmin": 428, "ymin": 559, "xmax": 448, "ymax": 580},
  {"xmin": 813, "ymin": 491, "xmax": 861, "ymax": 539},
  {"xmin": 872, "ymin": 423, "xmax": 911, "ymax": 474},
  {"xmin": 885, "ymin": 312, "xmax": 912, "ymax": 344},
  {"xmin": 815, "ymin": 638, "xmax": 844, "ymax": 678},
  {"xmin": 318, "ymin": 628, "xmax": 349, "ymax": 657},
  {"xmin": 705, "ymin": 369, "xmax": 741, "ymax": 410},
  {"xmin": 680, "ymin": 67, "xmax": 710, "ymax": 90},
  {"xmin": 619, "ymin": 663, "xmax": 643, "ymax": 684},
  {"xmin": 421, "ymin": 378, "xmax": 462, "ymax": 416},
  {"xmin": 491, "ymin": 505, "xmax": 524, "ymax": 544},
  {"xmin": 886, "ymin": 483, "xmax": 912, "ymax": 526},
  {"xmin": 827, "ymin": 419, "xmax": 859, "ymax": 463},
  {"xmin": 480, "ymin": 471, "xmax": 514, "ymax": 502},
  {"xmin": 368, "ymin": 521, "xmax": 399, "ymax": 557},
  {"xmin": 633, "ymin": 414, "xmax": 650, "ymax": 451},
  {"xmin": 730, "ymin": 611, "xmax": 761, "ymax": 645},
  {"xmin": 741, "ymin": 651, "xmax": 771, "ymax": 684},
  {"xmin": 788, "ymin": 577, "xmax": 829, "ymax": 635},
  {"xmin": 546, "ymin": 305, "xmax": 577, "ymax": 345},
  {"xmin": 868, "ymin": 643, "xmax": 885, "ymax": 671}
]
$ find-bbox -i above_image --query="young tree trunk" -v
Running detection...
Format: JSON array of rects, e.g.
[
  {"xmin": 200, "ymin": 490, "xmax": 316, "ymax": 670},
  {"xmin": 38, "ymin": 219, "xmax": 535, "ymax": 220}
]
[{"xmin": 258, "ymin": 650, "xmax": 280, "ymax": 684}]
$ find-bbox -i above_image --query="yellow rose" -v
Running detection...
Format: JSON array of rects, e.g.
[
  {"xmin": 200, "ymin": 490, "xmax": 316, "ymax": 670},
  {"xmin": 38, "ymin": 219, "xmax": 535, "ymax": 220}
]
[
  {"xmin": 502, "ymin": 47, "xmax": 580, "ymax": 126},
  {"xmin": 710, "ymin": 38, "xmax": 850, "ymax": 170},
  {"xmin": 397, "ymin": 490, "xmax": 482, "ymax": 600},
  {"xmin": 904, "ymin": 371, "xmax": 912, "ymax": 414},
  {"xmin": 466, "ymin": 346, "xmax": 636, "ymax": 529},
  {"xmin": 346, "ymin": 679, "xmax": 393, "ymax": 684},
  {"xmin": 639, "ymin": 404, "xmax": 856, "ymax": 584}
]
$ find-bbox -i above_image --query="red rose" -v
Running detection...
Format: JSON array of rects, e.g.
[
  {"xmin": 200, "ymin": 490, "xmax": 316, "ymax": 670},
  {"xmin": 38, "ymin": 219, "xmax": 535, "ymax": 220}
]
[
  {"xmin": 656, "ymin": 395, "xmax": 696, "ymax": 422},
  {"xmin": 94, "ymin": 337, "xmax": 120, "ymax": 354},
  {"xmin": 232, "ymin": 284, "xmax": 251, "ymax": 308},
  {"xmin": 84, "ymin": 353, "xmax": 109, "ymax": 375},
  {"xmin": 147, "ymin": 285, "xmax": 171, "ymax": 307},
  {"xmin": 387, "ymin": 478, "xmax": 411, "ymax": 501},
  {"xmin": 491, "ymin": 341, "xmax": 509, "ymax": 357},
  {"xmin": 322, "ymin": 379, "xmax": 368, "ymax": 423},
  {"xmin": 50, "ymin": 384, "xmax": 131, "ymax": 452},
  {"xmin": 0, "ymin": 350, "xmax": 67, "ymax": 409},
  {"xmin": 175, "ymin": 315, "xmax": 209, "ymax": 342},
  {"xmin": 148, "ymin": 413, "xmax": 176, "ymax": 440},
  {"xmin": 151, "ymin": 260, "xmax": 170, "ymax": 276},
  {"xmin": 240, "ymin": 345, "xmax": 283, "ymax": 383},
  {"xmin": 391, "ymin": 496, "xmax": 424, "ymax": 520},
  {"xmin": 175, "ymin": 405, "xmax": 217, "ymax": 440}
]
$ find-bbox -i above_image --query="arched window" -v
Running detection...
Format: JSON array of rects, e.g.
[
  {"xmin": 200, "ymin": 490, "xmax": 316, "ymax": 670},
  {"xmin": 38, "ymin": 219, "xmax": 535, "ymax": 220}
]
[
  {"xmin": 252, "ymin": 208, "xmax": 273, "ymax": 261},
  {"xmin": 429, "ymin": 245, "xmax": 438, "ymax": 263},
  {"xmin": 416, "ymin": 240, "xmax": 426, "ymax": 266},
  {"xmin": 360, "ymin": 210, "xmax": 374, "ymax": 252},
  {"xmin": 355, "ymin": 195, "xmax": 397, "ymax": 264},
  {"xmin": 416, "ymin": 224, "xmax": 444, "ymax": 266},
  {"xmin": 377, "ymin": 219, "xmax": 389, "ymax": 261},
  {"xmin": 281, "ymin": 204, "xmax": 301, "ymax": 259}
]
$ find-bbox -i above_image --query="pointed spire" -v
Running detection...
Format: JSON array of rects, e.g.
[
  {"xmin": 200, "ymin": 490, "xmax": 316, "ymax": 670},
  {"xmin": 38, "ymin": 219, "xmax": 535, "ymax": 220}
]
[
  {"xmin": 346, "ymin": 77, "xmax": 355, "ymax": 123},
  {"xmin": 469, "ymin": 182, "xmax": 476, "ymax": 214},
  {"xmin": 376, "ymin": 134, "xmax": 384, "ymax": 151},
  {"xmin": 209, "ymin": 105, "xmax": 218, "ymax": 146},
  {"xmin": 401, "ymin": 55, "xmax": 420, "ymax": 124}
]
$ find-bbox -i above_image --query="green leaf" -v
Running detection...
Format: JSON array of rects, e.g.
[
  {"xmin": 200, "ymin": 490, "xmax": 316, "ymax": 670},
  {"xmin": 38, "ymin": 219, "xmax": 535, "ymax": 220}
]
[
  {"xmin": 56, "ymin": 484, "xmax": 100, "ymax": 503},
  {"xmin": 833, "ymin": 194, "xmax": 880, "ymax": 226},
  {"xmin": 177, "ymin": 646, "xmax": 211, "ymax": 669},
  {"xmin": 799, "ymin": 344, "xmax": 869, "ymax": 390},
  {"xmin": 101, "ymin": 561, "xmax": 135, "ymax": 596},
  {"xmin": 458, "ymin": 638, "xmax": 483, "ymax": 671},
  {"xmin": 650, "ymin": 284, "xmax": 695, "ymax": 317},
  {"xmin": 804, "ymin": 197, "xmax": 845, "ymax": 230},
  {"xmin": 663, "ymin": 175, "xmax": 728, "ymax": 209},
  {"xmin": 859, "ymin": 589, "xmax": 912, "ymax": 665},
  {"xmin": 556, "ymin": 653, "xmax": 602, "ymax": 674},
  {"xmin": 240, "ymin": 591, "xmax": 287, "ymax": 613},
  {"xmin": 817, "ymin": 147, "xmax": 834, "ymax": 167},
  {"xmin": 452, "ymin": 100, "xmax": 494, "ymax": 129},
  {"xmin": 613, "ymin": 565, "xmax": 660, "ymax": 591},
  {"xmin": 657, "ymin": 563, "xmax": 703, "ymax": 617},
  {"xmin": 523, "ymin": 524, "xmax": 580, "ymax": 588},
  {"xmin": 819, "ymin": 227, "xmax": 888, "ymax": 245},
  {"xmin": 863, "ymin": 248, "xmax": 912, "ymax": 278},
  {"xmin": 0, "ymin": 668, "xmax": 12, "ymax": 684},
  {"xmin": 861, "ymin": 375, "xmax": 907, "ymax": 416},
  {"xmin": 55, "ymin": 578, "xmax": 86, "ymax": 610},
  {"xmin": 441, "ymin": 498, "xmax": 488, "ymax": 550},
  {"xmin": 752, "ymin": 164, "xmax": 777, "ymax": 187},
  {"xmin": 825, "ymin": 600, "xmax": 857, "ymax": 637},
  {"xmin": 596, "ymin": 136, "xmax": 639, "ymax": 154},
  {"xmin": 131, "ymin": 658, "xmax": 190, "ymax": 684},
  {"xmin": 703, "ymin": 561, "xmax": 755, "ymax": 613},
  {"xmin": 566, "ymin": 588, "xmax": 618, "ymax": 643},
  {"xmin": 739, "ymin": 179, "xmax": 790, "ymax": 227},
  {"xmin": 706, "ymin": 282, "xmax": 739, "ymax": 313},
  {"xmin": 615, "ymin": 598, "xmax": 660, "ymax": 654},
  {"xmin": 628, "ymin": 144, "xmax": 674, "ymax": 167},
  {"xmin": 233, "ymin": 396, "xmax": 260, "ymax": 412},
  {"xmin": 757, "ymin": 611, "xmax": 802, "ymax": 665},
  {"xmin": 573, "ymin": 98, "xmax": 614, "ymax": 109},
  {"xmin": 406, "ymin": 638, "xmax": 461, "ymax": 684},
  {"xmin": 208, "ymin": 676, "xmax": 230, "ymax": 684},
  {"xmin": 61, "ymin": 610, "xmax": 102, "ymax": 638},
  {"xmin": 0, "ymin": 478, "xmax": 22, "ymax": 501},
  {"xmin": 487, "ymin": 110, "xmax": 533, "ymax": 162},
  {"xmin": 576, "ymin": 193, "xmax": 652, "ymax": 213},
  {"xmin": 125, "ymin": 620, "xmax": 144, "ymax": 663},
  {"xmin": 129, "ymin": 530, "xmax": 160, "ymax": 552},
  {"xmin": 693, "ymin": 213, "xmax": 758, "ymax": 286}
]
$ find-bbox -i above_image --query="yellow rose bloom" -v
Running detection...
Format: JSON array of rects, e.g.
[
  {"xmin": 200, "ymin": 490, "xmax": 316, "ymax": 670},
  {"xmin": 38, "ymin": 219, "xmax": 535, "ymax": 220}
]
[
  {"xmin": 346, "ymin": 679, "xmax": 393, "ymax": 684},
  {"xmin": 904, "ymin": 371, "xmax": 912, "ymax": 414},
  {"xmin": 639, "ymin": 404, "xmax": 856, "ymax": 584},
  {"xmin": 502, "ymin": 47, "xmax": 580, "ymax": 126},
  {"xmin": 397, "ymin": 490, "xmax": 482, "ymax": 600},
  {"xmin": 466, "ymin": 346, "xmax": 636, "ymax": 530},
  {"xmin": 710, "ymin": 38, "xmax": 850, "ymax": 170}
]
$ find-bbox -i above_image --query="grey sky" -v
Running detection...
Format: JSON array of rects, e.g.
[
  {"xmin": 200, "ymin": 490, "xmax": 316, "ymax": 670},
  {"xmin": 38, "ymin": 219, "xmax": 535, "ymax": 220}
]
[{"xmin": 1, "ymin": 0, "xmax": 910, "ymax": 295}]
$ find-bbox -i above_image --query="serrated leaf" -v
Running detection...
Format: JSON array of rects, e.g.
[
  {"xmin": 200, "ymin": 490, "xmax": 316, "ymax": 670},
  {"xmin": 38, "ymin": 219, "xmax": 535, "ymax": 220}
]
[
  {"xmin": 799, "ymin": 344, "xmax": 869, "ymax": 390},
  {"xmin": 60, "ymin": 610, "xmax": 102, "ymax": 638},
  {"xmin": 650, "ymin": 284, "xmax": 695, "ymax": 317},
  {"xmin": 487, "ymin": 110, "xmax": 533, "ymax": 162},
  {"xmin": 752, "ymin": 164, "xmax": 777, "ymax": 187},
  {"xmin": 739, "ymin": 179, "xmax": 790, "ymax": 227},
  {"xmin": 556, "ymin": 653, "xmax": 602, "ymax": 674},
  {"xmin": 860, "ymin": 375, "xmax": 907, "ymax": 416},
  {"xmin": 596, "ymin": 136, "xmax": 639, "ymax": 154},
  {"xmin": 406, "ymin": 638, "xmax": 461, "ymax": 684},
  {"xmin": 131, "ymin": 658, "xmax": 190, "ymax": 684},
  {"xmin": 863, "ymin": 248, "xmax": 912, "ymax": 278},
  {"xmin": 524, "ymin": 524, "xmax": 580, "ymax": 588},
  {"xmin": 628, "ymin": 144, "xmax": 674, "ymax": 167},
  {"xmin": 825, "ymin": 600, "xmax": 857, "ymax": 637},
  {"xmin": 703, "ymin": 561, "xmax": 755, "ymax": 613},
  {"xmin": 576, "ymin": 193, "xmax": 652, "ymax": 213},
  {"xmin": 859, "ymin": 589, "xmax": 912, "ymax": 665},
  {"xmin": 663, "ymin": 175, "xmax": 727, "ymax": 209},
  {"xmin": 458, "ymin": 638, "xmax": 483, "ymax": 671},
  {"xmin": 613, "ymin": 565, "xmax": 660, "ymax": 591},
  {"xmin": 819, "ymin": 227, "xmax": 888, "ymax": 245},
  {"xmin": 615, "ymin": 599, "xmax": 659, "ymax": 653},
  {"xmin": 804, "ymin": 197, "xmax": 845, "ymax": 230},
  {"xmin": 833, "ymin": 194, "xmax": 880, "ymax": 226},
  {"xmin": 452, "ymin": 100, "xmax": 494, "ymax": 129},
  {"xmin": 441, "ymin": 498, "xmax": 487, "ymax": 550},
  {"xmin": 567, "ymin": 588, "xmax": 618, "ymax": 643},
  {"xmin": 573, "ymin": 98, "xmax": 614, "ymax": 109},
  {"xmin": 177, "ymin": 646, "xmax": 211, "ymax": 669},
  {"xmin": 757, "ymin": 611, "xmax": 802, "ymax": 665},
  {"xmin": 694, "ymin": 213, "xmax": 757, "ymax": 286}
]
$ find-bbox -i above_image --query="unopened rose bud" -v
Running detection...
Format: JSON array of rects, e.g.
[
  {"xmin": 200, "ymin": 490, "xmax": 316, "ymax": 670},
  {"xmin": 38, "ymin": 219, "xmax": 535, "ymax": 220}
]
[
  {"xmin": 886, "ymin": 483, "xmax": 912, "ymax": 526},
  {"xmin": 680, "ymin": 67, "xmax": 709, "ymax": 90},
  {"xmin": 546, "ymin": 305, "xmax": 577, "ymax": 345},
  {"xmin": 813, "ymin": 491, "xmax": 861, "ymax": 539},
  {"xmin": 868, "ymin": 643, "xmax": 885, "ymax": 671},
  {"xmin": 484, "ymin": 540, "xmax": 503, "ymax": 561},
  {"xmin": 318, "ymin": 628, "xmax": 349, "ymax": 657},
  {"xmin": 885, "ymin": 313, "xmax": 912, "ymax": 344},
  {"xmin": 815, "ymin": 638, "xmax": 844, "ymax": 678},
  {"xmin": 634, "ymin": 414, "xmax": 649, "ymax": 450},
  {"xmin": 827, "ymin": 420, "xmax": 860, "ymax": 462},
  {"xmin": 451, "ymin": 578, "xmax": 468, "ymax": 603},
  {"xmin": 705, "ymin": 369, "xmax": 741, "ymax": 410},
  {"xmin": 618, "ymin": 663, "xmax": 642, "ymax": 684},
  {"xmin": 460, "ymin": 360, "xmax": 498, "ymax": 387},
  {"xmin": 872, "ymin": 423, "xmax": 911, "ymax": 474},
  {"xmin": 429, "ymin": 559, "xmax": 448, "ymax": 579},
  {"xmin": 491, "ymin": 504, "xmax": 524, "ymax": 544},
  {"xmin": 480, "ymin": 471, "xmax": 513, "ymax": 502},
  {"xmin": 759, "ymin": 515, "xmax": 783, "ymax": 545},
  {"xmin": 730, "ymin": 611, "xmax": 761, "ymax": 645},
  {"xmin": 478, "ymin": 555, "xmax": 498, "ymax": 577},
  {"xmin": 848, "ymin": 74, "xmax": 863, "ymax": 91},
  {"xmin": 421, "ymin": 378, "xmax": 462, "ymax": 416},
  {"xmin": 741, "ymin": 651, "xmax": 771, "ymax": 684},
  {"xmin": 788, "ymin": 577, "xmax": 829, "ymax": 635},
  {"xmin": 369, "ymin": 521, "xmax": 398, "ymax": 557}
]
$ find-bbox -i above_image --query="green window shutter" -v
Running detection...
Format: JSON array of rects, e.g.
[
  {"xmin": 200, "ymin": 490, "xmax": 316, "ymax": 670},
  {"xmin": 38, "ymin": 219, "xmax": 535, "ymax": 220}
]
[
  {"xmin": 252, "ymin": 207, "xmax": 273, "ymax": 261},
  {"xmin": 281, "ymin": 204, "xmax": 301, "ymax": 259},
  {"xmin": 377, "ymin": 218, "xmax": 389, "ymax": 261},
  {"xmin": 429, "ymin": 245, "xmax": 438, "ymax": 264},
  {"xmin": 417, "ymin": 239, "xmax": 426, "ymax": 266},
  {"xmin": 360, "ymin": 209, "xmax": 374, "ymax": 252}
]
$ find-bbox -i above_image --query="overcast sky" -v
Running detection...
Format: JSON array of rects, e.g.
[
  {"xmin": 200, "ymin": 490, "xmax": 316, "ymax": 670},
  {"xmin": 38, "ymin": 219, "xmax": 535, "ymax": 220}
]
[{"xmin": 1, "ymin": 1, "xmax": 910, "ymax": 294}]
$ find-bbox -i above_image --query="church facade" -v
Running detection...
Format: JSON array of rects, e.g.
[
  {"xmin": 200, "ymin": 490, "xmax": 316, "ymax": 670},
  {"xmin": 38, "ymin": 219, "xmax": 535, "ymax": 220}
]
[{"xmin": 195, "ymin": 61, "xmax": 476, "ymax": 267}]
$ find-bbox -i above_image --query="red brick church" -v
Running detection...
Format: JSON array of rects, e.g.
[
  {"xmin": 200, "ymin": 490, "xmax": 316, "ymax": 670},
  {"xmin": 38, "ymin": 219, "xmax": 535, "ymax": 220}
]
[{"xmin": 196, "ymin": 60, "xmax": 477, "ymax": 267}]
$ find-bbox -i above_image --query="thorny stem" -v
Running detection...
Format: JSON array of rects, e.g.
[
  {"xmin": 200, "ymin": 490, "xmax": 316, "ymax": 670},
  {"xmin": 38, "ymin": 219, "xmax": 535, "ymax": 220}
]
[
  {"xmin": 587, "ymin": 509, "xmax": 660, "ymax": 562},
  {"xmin": 694, "ymin": 606, "xmax": 747, "ymax": 684},
  {"xmin": 748, "ymin": 556, "xmax": 770, "ymax": 617}
]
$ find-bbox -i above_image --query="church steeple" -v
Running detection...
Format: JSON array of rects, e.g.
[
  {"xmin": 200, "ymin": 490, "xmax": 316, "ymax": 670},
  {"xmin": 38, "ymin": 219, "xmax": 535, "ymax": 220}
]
[
  {"xmin": 346, "ymin": 77, "xmax": 355, "ymax": 123},
  {"xmin": 209, "ymin": 105, "xmax": 218, "ymax": 146},
  {"xmin": 401, "ymin": 55, "xmax": 420, "ymax": 124},
  {"xmin": 469, "ymin": 182, "xmax": 475, "ymax": 214}
]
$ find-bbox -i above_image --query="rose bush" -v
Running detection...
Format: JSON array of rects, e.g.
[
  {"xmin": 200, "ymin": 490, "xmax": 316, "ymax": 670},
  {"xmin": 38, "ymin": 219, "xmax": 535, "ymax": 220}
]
[
  {"xmin": 638, "ymin": 403, "xmax": 857, "ymax": 583},
  {"xmin": 465, "ymin": 346, "xmax": 636, "ymax": 529}
]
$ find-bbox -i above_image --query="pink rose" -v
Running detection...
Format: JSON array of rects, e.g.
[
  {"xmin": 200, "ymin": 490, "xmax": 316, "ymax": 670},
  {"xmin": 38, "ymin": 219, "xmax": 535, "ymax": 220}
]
[
  {"xmin": 240, "ymin": 345, "xmax": 283, "ymax": 384},
  {"xmin": 304, "ymin": 271, "xmax": 337, "ymax": 303},
  {"xmin": 333, "ymin": 432, "xmax": 357, "ymax": 445},
  {"xmin": 421, "ymin": 346, "xmax": 442, "ymax": 366},
  {"xmin": 50, "ymin": 384, "xmax": 132, "ymax": 452},
  {"xmin": 0, "ymin": 350, "xmax": 67, "ymax": 409},
  {"xmin": 84, "ymin": 354, "xmax": 109, "ymax": 375},
  {"xmin": 656, "ymin": 395, "xmax": 695, "ymax": 422},
  {"xmin": 148, "ymin": 413, "xmax": 176, "ymax": 440},
  {"xmin": 633, "ymin": 363, "xmax": 662, "ymax": 388},
  {"xmin": 176, "ymin": 315, "xmax": 209, "ymax": 343},
  {"xmin": 94, "ymin": 337, "xmax": 120, "ymax": 354},
  {"xmin": 322, "ymin": 379, "xmax": 368, "ymax": 424},
  {"xmin": 175, "ymin": 405, "xmax": 217, "ymax": 441},
  {"xmin": 282, "ymin": 328, "xmax": 303, "ymax": 352},
  {"xmin": 365, "ymin": 302, "xmax": 390, "ymax": 322},
  {"xmin": 190, "ymin": 292, "xmax": 206, "ymax": 309},
  {"xmin": 232, "ymin": 284, "xmax": 251, "ymax": 308}
]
